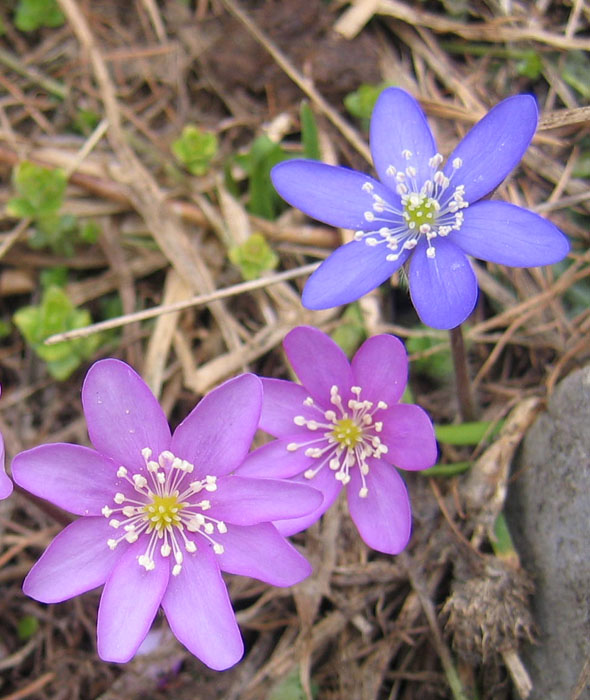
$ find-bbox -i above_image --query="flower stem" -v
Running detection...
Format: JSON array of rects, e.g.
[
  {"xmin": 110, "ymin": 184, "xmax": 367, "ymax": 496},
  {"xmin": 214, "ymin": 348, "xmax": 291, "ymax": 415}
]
[{"xmin": 449, "ymin": 326, "xmax": 477, "ymax": 421}]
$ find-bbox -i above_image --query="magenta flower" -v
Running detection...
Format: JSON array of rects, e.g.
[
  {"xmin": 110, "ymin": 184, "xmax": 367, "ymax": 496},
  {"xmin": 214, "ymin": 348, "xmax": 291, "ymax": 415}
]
[
  {"xmin": 0, "ymin": 387, "xmax": 13, "ymax": 499},
  {"xmin": 271, "ymin": 88, "xmax": 570, "ymax": 329},
  {"xmin": 239, "ymin": 327, "xmax": 437, "ymax": 555},
  {"xmin": 12, "ymin": 360, "xmax": 322, "ymax": 668}
]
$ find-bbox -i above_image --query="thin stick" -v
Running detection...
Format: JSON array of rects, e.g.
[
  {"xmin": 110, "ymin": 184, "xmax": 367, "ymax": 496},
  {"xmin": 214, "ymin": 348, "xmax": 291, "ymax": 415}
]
[
  {"xmin": 44, "ymin": 263, "xmax": 320, "ymax": 344},
  {"xmin": 449, "ymin": 325, "xmax": 477, "ymax": 421}
]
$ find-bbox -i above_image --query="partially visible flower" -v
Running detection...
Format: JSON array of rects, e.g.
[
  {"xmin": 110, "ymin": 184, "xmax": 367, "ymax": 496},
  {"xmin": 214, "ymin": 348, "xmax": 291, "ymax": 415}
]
[
  {"xmin": 239, "ymin": 326, "xmax": 437, "ymax": 555},
  {"xmin": 13, "ymin": 360, "xmax": 321, "ymax": 668},
  {"xmin": 271, "ymin": 88, "xmax": 570, "ymax": 329},
  {"xmin": 0, "ymin": 386, "xmax": 13, "ymax": 500}
]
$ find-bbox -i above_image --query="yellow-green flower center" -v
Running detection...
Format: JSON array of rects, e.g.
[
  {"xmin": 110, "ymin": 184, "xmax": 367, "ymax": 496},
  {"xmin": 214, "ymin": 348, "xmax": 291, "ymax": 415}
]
[
  {"xmin": 332, "ymin": 418, "xmax": 363, "ymax": 448},
  {"xmin": 144, "ymin": 493, "xmax": 186, "ymax": 532},
  {"xmin": 403, "ymin": 192, "xmax": 438, "ymax": 229}
]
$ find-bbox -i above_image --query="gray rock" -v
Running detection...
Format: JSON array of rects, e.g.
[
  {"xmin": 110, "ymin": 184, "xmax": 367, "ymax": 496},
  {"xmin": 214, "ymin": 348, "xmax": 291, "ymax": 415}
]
[{"xmin": 506, "ymin": 365, "xmax": 590, "ymax": 700}]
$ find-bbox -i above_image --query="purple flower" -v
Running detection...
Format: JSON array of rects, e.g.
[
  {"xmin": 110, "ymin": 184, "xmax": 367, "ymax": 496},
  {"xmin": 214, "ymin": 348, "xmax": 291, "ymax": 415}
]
[
  {"xmin": 12, "ymin": 360, "xmax": 322, "ymax": 668},
  {"xmin": 0, "ymin": 386, "xmax": 13, "ymax": 500},
  {"xmin": 238, "ymin": 326, "xmax": 437, "ymax": 555},
  {"xmin": 271, "ymin": 88, "xmax": 570, "ymax": 329}
]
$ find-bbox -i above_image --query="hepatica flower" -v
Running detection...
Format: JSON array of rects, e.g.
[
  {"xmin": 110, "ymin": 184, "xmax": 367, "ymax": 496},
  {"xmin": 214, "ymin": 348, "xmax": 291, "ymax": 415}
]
[
  {"xmin": 0, "ymin": 386, "xmax": 13, "ymax": 500},
  {"xmin": 240, "ymin": 326, "xmax": 437, "ymax": 555},
  {"xmin": 272, "ymin": 88, "xmax": 569, "ymax": 329},
  {"xmin": 12, "ymin": 360, "xmax": 321, "ymax": 669}
]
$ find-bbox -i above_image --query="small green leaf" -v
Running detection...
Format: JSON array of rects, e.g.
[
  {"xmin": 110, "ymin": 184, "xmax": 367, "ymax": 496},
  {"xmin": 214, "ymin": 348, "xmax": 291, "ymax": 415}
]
[
  {"xmin": 435, "ymin": 420, "xmax": 503, "ymax": 446},
  {"xmin": 491, "ymin": 512, "xmax": 516, "ymax": 557},
  {"xmin": 268, "ymin": 668, "xmax": 317, "ymax": 700},
  {"xmin": 420, "ymin": 461, "xmax": 472, "ymax": 477},
  {"xmin": 228, "ymin": 233, "xmax": 279, "ymax": 280},
  {"xmin": 71, "ymin": 108, "xmax": 101, "ymax": 136},
  {"xmin": 330, "ymin": 303, "xmax": 366, "ymax": 357},
  {"xmin": 7, "ymin": 162, "xmax": 67, "ymax": 218},
  {"xmin": 516, "ymin": 50, "xmax": 543, "ymax": 79},
  {"xmin": 300, "ymin": 101, "xmax": 321, "ymax": 161},
  {"xmin": 172, "ymin": 124, "xmax": 218, "ymax": 176},
  {"xmin": 13, "ymin": 286, "xmax": 102, "ymax": 380},
  {"xmin": 344, "ymin": 82, "xmax": 392, "ymax": 121},
  {"xmin": 14, "ymin": 0, "xmax": 65, "ymax": 31},
  {"xmin": 40, "ymin": 265, "xmax": 68, "ymax": 289},
  {"xmin": 17, "ymin": 615, "xmax": 39, "ymax": 640},
  {"xmin": 407, "ymin": 330, "xmax": 453, "ymax": 382}
]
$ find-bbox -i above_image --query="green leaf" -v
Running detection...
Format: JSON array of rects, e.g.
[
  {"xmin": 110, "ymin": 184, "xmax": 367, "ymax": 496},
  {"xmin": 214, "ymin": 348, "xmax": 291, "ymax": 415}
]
[
  {"xmin": 330, "ymin": 303, "xmax": 366, "ymax": 357},
  {"xmin": 420, "ymin": 461, "xmax": 472, "ymax": 477},
  {"xmin": 491, "ymin": 512, "xmax": 516, "ymax": 557},
  {"xmin": 435, "ymin": 420, "xmax": 503, "ymax": 446},
  {"xmin": 516, "ymin": 50, "xmax": 543, "ymax": 80},
  {"xmin": 17, "ymin": 615, "xmax": 39, "ymax": 641},
  {"xmin": 71, "ymin": 108, "xmax": 101, "ymax": 136},
  {"xmin": 562, "ymin": 51, "xmax": 590, "ymax": 99},
  {"xmin": 40, "ymin": 265, "xmax": 68, "ymax": 289},
  {"xmin": 407, "ymin": 330, "xmax": 453, "ymax": 382},
  {"xmin": 13, "ymin": 286, "xmax": 102, "ymax": 380},
  {"xmin": 268, "ymin": 668, "xmax": 317, "ymax": 700},
  {"xmin": 344, "ymin": 82, "xmax": 392, "ymax": 121},
  {"xmin": 228, "ymin": 233, "xmax": 279, "ymax": 280},
  {"xmin": 172, "ymin": 124, "xmax": 218, "ymax": 176},
  {"xmin": 14, "ymin": 0, "xmax": 65, "ymax": 31},
  {"xmin": 6, "ymin": 162, "xmax": 67, "ymax": 218},
  {"xmin": 235, "ymin": 136, "xmax": 292, "ymax": 219},
  {"xmin": 300, "ymin": 101, "xmax": 321, "ymax": 161}
]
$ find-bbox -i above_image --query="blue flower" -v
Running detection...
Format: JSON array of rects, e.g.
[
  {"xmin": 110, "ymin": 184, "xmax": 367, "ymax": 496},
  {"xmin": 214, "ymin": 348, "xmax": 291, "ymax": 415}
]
[{"xmin": 271, "ymin": 88, "xmax": 570, "ymax": 329}]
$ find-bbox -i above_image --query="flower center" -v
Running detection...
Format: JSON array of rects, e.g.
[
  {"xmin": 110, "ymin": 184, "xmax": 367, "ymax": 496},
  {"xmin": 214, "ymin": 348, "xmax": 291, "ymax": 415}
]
[
  {"xmin": 332, "ymin": 418, "xmax": 362, "ymax": 448},
  {"xmin": 286, "ymin": 385, "xmax": 389, "ymax": 498},
  {"xmin": 101, "ymin": 449, "xmax": 227, "ymax": 575},
  {"xmin": 355, "ymin": 151, "xmax": 469, "ymax": 261}
]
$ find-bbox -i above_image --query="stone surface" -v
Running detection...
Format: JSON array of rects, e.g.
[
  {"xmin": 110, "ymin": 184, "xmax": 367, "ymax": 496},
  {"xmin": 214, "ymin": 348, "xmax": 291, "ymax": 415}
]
[{"xmin": 506, "ymin": 365, "xmax": 590, "ymax": 700}]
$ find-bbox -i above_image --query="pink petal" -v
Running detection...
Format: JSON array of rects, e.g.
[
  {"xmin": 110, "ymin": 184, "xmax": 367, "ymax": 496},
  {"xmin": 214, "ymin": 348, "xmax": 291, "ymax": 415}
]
[
  {"xmin": 162, "ymin": 545, "xmax": 243, "ymax": 670},
  {"xmin": 23, "ymin": 517, "xmax": 127, "ymax": 603},
  {"xmin": 351, "ymin": 334, "xmax": 408, "ymax": 406},
  {"xmin": 283, "ymin": 326, "xmax": 353, "ymax": 407},
  {"xmin": 273, "ymin": 467, "xmax": 343, "ymax": 536},
  {"xmin": 238, "ymin": 439, "xmax": 313, "ymax": 479},
  {"xmin": 171, "ymin": 374, "xmax": 261, "ymax": 478},
  {"xmin": 82, "ymin": 359, "xmax": 171, "ymax": 471},
  {"xmin": 97, "ymin": 546, "xmax": 170, "ymax": 663},
  {"xmin": 0, "ymin": 432, "xmax": 12, "ymax": 499},
  {"xmin": 347, "ymin": 461, "xmax": 411, "ymax": 554},
  {"xmin": 217, "ymin": 523, "xmax": 312, "ymax": 586},
  {"xmin": 12, "ymin": 444, "xmax": 117, "ymax": 515},
  {"xmin": 210, "ymin": 475, "xmax": 323, "ymax": 525},
  {"xmin": 379, "ymin": 404, "xmax": 437, "ymax": 471},
  {"xmin": 259, "ymin": 378, "xmax": 314, "ymax": 437}
]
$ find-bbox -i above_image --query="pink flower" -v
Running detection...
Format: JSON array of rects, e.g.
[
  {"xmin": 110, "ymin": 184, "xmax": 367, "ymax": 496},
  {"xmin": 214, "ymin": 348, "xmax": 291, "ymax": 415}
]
[
  {"xmin": 240, "ymin": 327, "xmax": 437, "ymax": 554},
  {"xmin": 13, "ymin": 360, "xmax": 321, "ymax": 668}
]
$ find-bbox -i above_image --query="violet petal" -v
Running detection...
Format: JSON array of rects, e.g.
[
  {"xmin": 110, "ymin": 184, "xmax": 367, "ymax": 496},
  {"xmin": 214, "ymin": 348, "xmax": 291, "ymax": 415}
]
[
  {"xmin": 12, "ymin": 444, "xmax": 117, "ymax": 515},
  {"xmin": 351, "ymin": 334, "xmax": 408, "ymax": 406},
  {"xmin": 409, "ymin": 238, "xmax": 478, "ymax": 329},
  {"xmin": 162, "ymin": 545, "xmax": 243, "ymax": 670},
  {"xmin": 171, "ymin": 374, "xmax": 262, "ymax": 478},
  {"xmin": 23, "ymin": 517, "xmax": 127, "ymax": 603},
  {"xmin": 0, "ymin": 432, "xmax": 12, "ymax": 499},
  {"xmin": 302, "ymin": 240, "xmax": 410, "ymax": 310},
  {"xmin": 217, "ymin": 522, "xmax": 312, "ymax": 586},
  {"xmin": 444, "ymin": 95, "xmax": 537, "ymax": 203},
  {"xmin": 370, "ymin": 87, "xmax": 437, "ymax": 186},
  {"xmin": 82, "ymin": 359, "xmax": 171, "ymax": 472},
  {"xmin": 97, "ymin": 546, "xmax": 169, "ymax": 663},
  {"xmin": 271, "ymin": 160, "xmax": 397, "ymax": 230},
  {"xmin": 258, "ymin": 378, "xmax": 314, "ymax": 437},
  {"xmin": 237, "ymin": 439, "xmax": 314, "ymax": 480},
  {"xmin": 454, "ymin": 200, "xmax": 570, "ymax": 266},
  {"xmin": 379, "ymin": 404, "xmax": 437, "ymax": 471},
  {"xmin": 347, "ymin": 461, "xmax": 411, "ymax": 554},
  {"xmin": 283, "ymin": 326, "xmax": 353, "ymax": 406},
  {"xmin": 210, "ymin": 475, "xmax": 322, "ymax": 524}
]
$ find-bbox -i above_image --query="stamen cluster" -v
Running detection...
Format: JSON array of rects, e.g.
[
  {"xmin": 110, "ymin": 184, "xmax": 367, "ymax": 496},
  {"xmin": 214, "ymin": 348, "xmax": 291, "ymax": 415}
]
[
  {"xmin": 287, "ymin": 385, "xmax": 388, "ymax": 498},
  {"xmin": 355, "ymin": 151, "xmax": 469, "ymax": 260},
  {"xmin": 102, "ymin": 447, "xmax": 226, "ymax": 576}
]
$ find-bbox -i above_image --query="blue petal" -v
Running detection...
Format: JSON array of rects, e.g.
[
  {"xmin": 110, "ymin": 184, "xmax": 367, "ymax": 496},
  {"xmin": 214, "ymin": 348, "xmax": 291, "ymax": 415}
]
[
  {"xmin": 409, "ymin": 238, "xmax": 478, "ymax": 329},
  {"xmin": 370, "ymin": 87, "xmax": 436, "ymax": 186},
  {"xmin": 302, "ymin": 240, "xmax": 410, "ymax": 310},
  {"xmin": 444, "ymin": 95, "xmax": 537, "ymax": 204},
  {"xmin": 271, "ymin": 160, "xmax": 397, "ymax": 230},
  {"xmin": 453, "ymin": 201, "xmax": 570, "ymax": 266}
]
